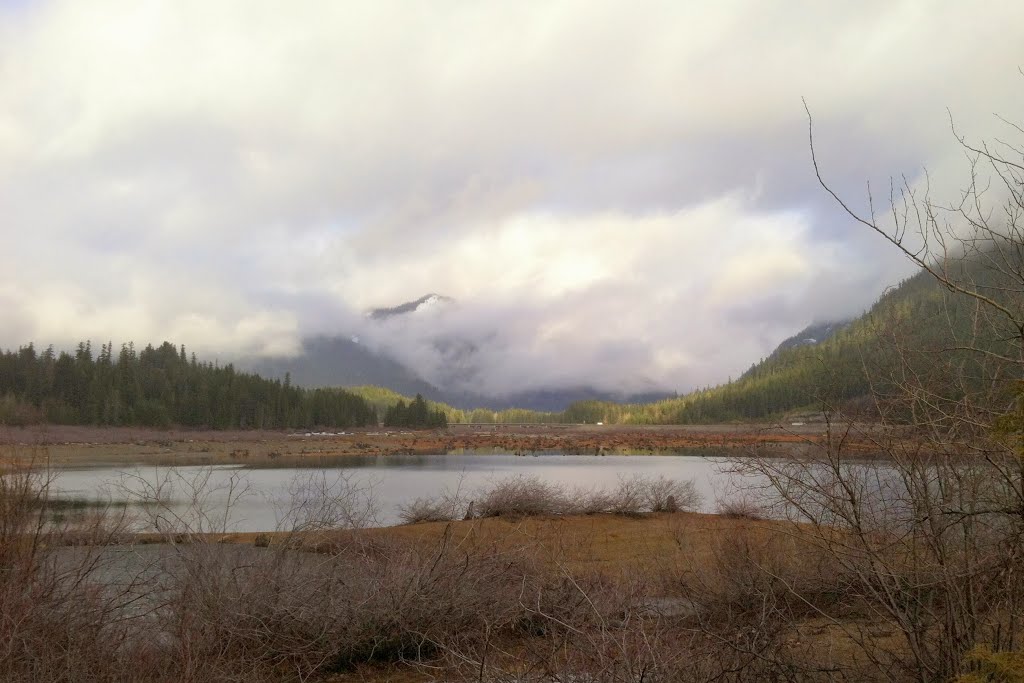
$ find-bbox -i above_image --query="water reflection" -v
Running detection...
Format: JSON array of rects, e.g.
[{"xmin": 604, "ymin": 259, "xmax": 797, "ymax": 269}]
[{"xmin": 51, "ymin": 454, "xmax": 737, "ymax": 531}]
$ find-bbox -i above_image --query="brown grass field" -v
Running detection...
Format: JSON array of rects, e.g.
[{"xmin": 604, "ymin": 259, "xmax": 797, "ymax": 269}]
[
  {"xmin": 195, "ymin": 511, "xmax": 745, "ymax": 573},
  {"xmin": 198, "ymin": 512, "xmax": 818, "ymax": 682},
  {"xmin": 1, "ymin": 426, "xmax": 954, "ymax": 681},
  {"xmin": 214, "ymin": 512, "xmax": 894, "ymax": 683}
]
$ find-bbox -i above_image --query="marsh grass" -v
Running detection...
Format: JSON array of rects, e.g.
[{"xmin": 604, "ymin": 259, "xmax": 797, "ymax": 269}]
[{"xmin": 1, "ymin": 446, "xmax": 1019, "ymax": 682}]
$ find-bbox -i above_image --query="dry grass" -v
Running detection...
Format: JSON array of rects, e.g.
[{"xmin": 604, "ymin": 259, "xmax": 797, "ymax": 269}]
[
  {"xmin": 204, "ymin": 511, "xmax": 776, "ymax": 579},
  {"xmin": 0, "ymin": 422, "xmax": 841, "ymax": 467},
  {"xmin": 4, "ymin": 439, "xmax": 1019, "ymax": 682},
  {"xmin": 375, "ymin": 512, "xmax": 724, "ymax": 568}
]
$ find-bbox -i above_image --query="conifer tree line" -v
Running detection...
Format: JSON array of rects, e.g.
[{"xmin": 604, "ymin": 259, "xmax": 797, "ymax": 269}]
[
  {"xmin": 382, "ymin": 394, "xmax": 447, "ymax": 428},
  {"xmin": 557, "ymin": 264, "xmax": 1016, "ymax": 426},
  {"xmin": 0, "ymin": 341, "xmax": 377, "ymax": 429}
]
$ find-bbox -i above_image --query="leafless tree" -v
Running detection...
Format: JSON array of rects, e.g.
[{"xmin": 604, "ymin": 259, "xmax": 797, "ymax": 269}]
[
  {"xmin": 274, "ymin": 470, "xmax": 379, "ymax": 532},
  {"xmin": 115, "ymin": 465, "xmax": 255, "ymax": 537},
  {"xmin": 0, "ymin": 454, "xmax": 168, "ymax": 682},
  {"xmin": 711, "ymin": 99, "xmax": 1024, "ymax": 681}
]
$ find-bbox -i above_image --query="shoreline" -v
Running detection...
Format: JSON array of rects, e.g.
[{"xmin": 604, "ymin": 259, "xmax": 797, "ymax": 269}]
[
  {"xmin": 0, "ymin": 419, "xmax": 843, "ymax": 456},
  {"xmin": 65, "ymin": 509, "xmax": 775, "ymax": 555},
  {"xmin": 1, "ymin": 422, "xmax": 857, "ymax": 467}
]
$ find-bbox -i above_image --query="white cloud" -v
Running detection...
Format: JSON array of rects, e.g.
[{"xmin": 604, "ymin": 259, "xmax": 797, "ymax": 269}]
[
  {"xmin": 1, "ymin": 0, "xmax": 1022, "ymax": 393},
  {"xmin": 344, "ymin": 196, "xmax": 899, "ymax": 394}
]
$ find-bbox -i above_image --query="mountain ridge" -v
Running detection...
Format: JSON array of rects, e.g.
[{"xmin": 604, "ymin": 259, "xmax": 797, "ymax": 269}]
[
  {"xmin": 367, "ymin": 293, "xmax": 455, "ymax": 320},
  {"xmin": 240, "ymin": 293, "xmax": 675, "ymax": 411}
]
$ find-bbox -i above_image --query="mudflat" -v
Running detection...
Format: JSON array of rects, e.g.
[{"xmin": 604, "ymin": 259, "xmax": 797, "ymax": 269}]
[{"xmin": 0, "ymin": 422, "xmax": 840, "ymax": 466}]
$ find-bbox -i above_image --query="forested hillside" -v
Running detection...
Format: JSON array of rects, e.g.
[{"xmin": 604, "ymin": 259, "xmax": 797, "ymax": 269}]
[
  {"xmin": 559, "ymin": 261, "xmax": 1019, "ymax": 424},
  {"xmin": 0, "ymin": 341, "xmax": 376, "ymax": 429},
  {"xmin": 347, "ymin": 266, "xmax": 1003, "ymax": 426},
  {"xmin": 3, "ymin": 261, "xmax": 1010, "ymax": 430},
  {"xmin": 347, "ymin": 385, "xmax": 560, "ymax": 424}
]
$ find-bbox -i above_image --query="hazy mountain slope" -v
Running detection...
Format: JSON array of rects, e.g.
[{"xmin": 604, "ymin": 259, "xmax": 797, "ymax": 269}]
[
  {"xmin": 561, "ymin": 263, "xmax": 1019, "ymax": 424},
  {"xmin": 241, "ymin": 292, "xmax": 674, "ymax": 412},
  {"xmin": 235, "ymin": 262, "xmax": 1011, "ymax": 425},
  {"xmin": 244, "ymin": 336, "xmax": 443, "ymax": 400},
  {"xmin": 768, "ymin": 319, "xmax": 852, "ymax": 356},
  {"xmin": 662, "ymin": 274, "xmax": 933, "ymax": 422},
  {"xmin": 346, "ymin": 385, "xmax": 561, "ymax": 424}
]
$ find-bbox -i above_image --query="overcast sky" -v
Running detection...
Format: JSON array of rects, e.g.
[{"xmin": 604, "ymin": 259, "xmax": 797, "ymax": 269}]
[{"xmin": 1, "ymin": 1, "xmax": 1022, "ymax": 395}]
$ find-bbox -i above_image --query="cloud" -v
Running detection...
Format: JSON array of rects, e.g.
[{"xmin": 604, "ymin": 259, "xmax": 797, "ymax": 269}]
[
  {"xmin": 343, "ymin": 196, "xmax": 907, "ymax": 394},
  {"xmin": 1, "ymin": 0, "xmax": 1022, "ymax": 394}
]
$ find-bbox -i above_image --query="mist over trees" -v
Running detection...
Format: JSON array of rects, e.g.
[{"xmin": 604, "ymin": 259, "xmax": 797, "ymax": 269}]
[
  {"xmin": 0, "ymin": 340, "xmax": 377, "ymax": 429},
  {"xmin": 0, "ymin": 254, "xmax": 1016, "ymax": 432}
]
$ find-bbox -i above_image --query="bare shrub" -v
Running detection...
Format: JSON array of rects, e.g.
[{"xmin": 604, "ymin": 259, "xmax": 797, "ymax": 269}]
[
  {"xmin": 432, "ymin": 564, "xmax": 700, "ymax": 682},
  {"xmin": 730, "ymin": 428, "xmax": 1024, "ymax": 680},
  {"xmin": 0, "ymin": 454, "xmax": 768, "ymax": 682},
  {"xmin": 475, "ymin": 474, "xmax": 568, "ymax": 518},
  {"xmin": 415, "ymin": 475, "xmax": 705, "ymax": 521},
  {"xmin": 163, "ymin": 528, "xmax": 540, "ymax": 679},
  {"xmin": 275, "ymin": 470, "xmax": 378, "ymax": 531},
  {"xmin": 564, "ymin": 484, "xmax": 616, "ymax": 515},
  {"xmin": 671, "ymin": 519, "xmax": 857, "ymax": 681},
  {"xmin": 609, "ymin": 474, "xmax": 649, "ymax": 516},
  {"xmin": 397, "ymin": 481, "xmax": 469, "ymax": 524},
  {"xmin": 0, "ymin": 451, "xmax": 897, "ymax": 682},
  {"xmin": 115, "ymin": 465, "xmax": 254, "ymax": 536},
  {"xmin": 792, "ymin": 98, "xmax": 1024, "ymax": 679},
  {"xmin": 715, "ymin": 494, "xmax": 765, "ymax": 520},
  {"xmin": 398, "ymin": 496, "xmax": 457, "ymax": 523},
  {"xmin": 645, "ymin": 474, "xmax": 703, "ymax": 512},
  {"xmin": 0, "ymin": 460, "xmax": 166, "ymax": 682}
]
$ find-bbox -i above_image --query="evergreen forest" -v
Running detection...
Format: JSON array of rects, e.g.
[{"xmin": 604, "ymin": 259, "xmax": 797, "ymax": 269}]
[{"xmin": 0, "ymin": 341, "xmax": 377, "ymax": 429}]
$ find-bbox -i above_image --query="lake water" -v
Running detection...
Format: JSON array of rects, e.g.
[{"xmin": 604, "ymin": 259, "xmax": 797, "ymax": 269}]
[{"xmin": 50, "ymin": 454, "xmax": 744, "ymax": 531}]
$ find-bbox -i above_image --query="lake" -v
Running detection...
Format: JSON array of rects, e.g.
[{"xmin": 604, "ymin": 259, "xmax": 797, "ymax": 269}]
[{"xmin": 50, "ymin": 454, "xmax": 743, "ymax": 531}]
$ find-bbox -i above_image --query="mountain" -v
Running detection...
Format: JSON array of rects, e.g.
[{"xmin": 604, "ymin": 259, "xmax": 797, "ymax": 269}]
[
  {"xmin": 241, "ymin": 294, "xmax": 452, "ymax": 401},
  {"xmin": 244, "ymin": 335, "xmax": 441, "ymax": 400},
  {"xmin": 368, "ymin": 293, "xmax": 454, "ymax": 320},
  {"xmin": 240, "ymin": 293, "xmax": 672, "ymax": 412},
  {"xmin": 246, "ymin": 337, "xmax": 671, "ymax": 411},
  {"xmin": 555, "ymin": 261, "xmax": 1022, "ymax": 425},
  {"xmin": 770, "ymin": 320, "xmax": 852, "ymax": 355}
]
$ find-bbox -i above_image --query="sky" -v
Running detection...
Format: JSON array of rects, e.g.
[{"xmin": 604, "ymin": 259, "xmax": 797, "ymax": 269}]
[{"xmin": 1, "ymin": 1, "xmax": 1023, "ymax": 396}]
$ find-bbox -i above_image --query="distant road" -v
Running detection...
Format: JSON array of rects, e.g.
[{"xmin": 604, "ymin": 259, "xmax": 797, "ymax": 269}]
[{"xmin": 446, "ymin": 422, "xmax": 834, "ymax": 435}]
